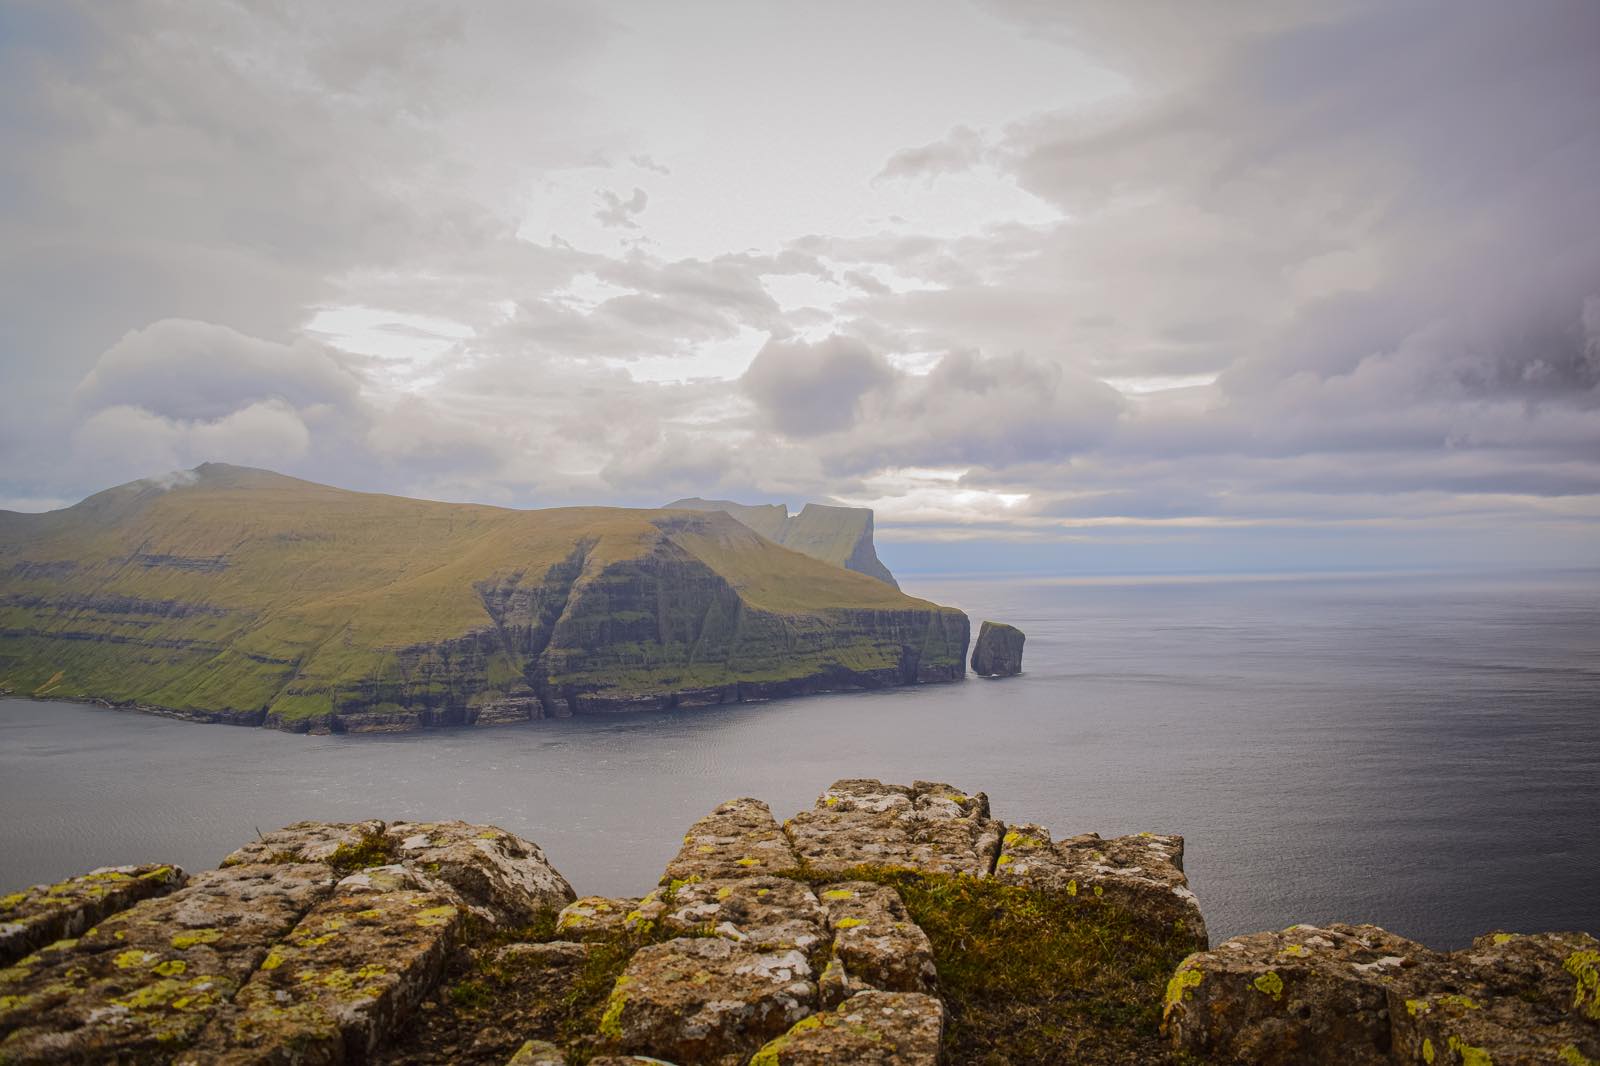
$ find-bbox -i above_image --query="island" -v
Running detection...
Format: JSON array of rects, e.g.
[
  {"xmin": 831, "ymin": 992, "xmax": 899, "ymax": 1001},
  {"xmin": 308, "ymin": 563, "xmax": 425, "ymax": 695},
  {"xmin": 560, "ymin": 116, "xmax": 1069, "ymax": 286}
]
[{"xmin": 0, "ymin": 465, "xmax": 969, "ymax": 733}]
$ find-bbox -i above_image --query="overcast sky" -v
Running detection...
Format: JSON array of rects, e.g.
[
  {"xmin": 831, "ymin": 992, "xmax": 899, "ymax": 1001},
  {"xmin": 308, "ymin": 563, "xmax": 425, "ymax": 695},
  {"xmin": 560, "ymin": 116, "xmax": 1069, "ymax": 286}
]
[{"xmin": 2, "ymin": 1, "xmax": 1597, "ymax": 572}]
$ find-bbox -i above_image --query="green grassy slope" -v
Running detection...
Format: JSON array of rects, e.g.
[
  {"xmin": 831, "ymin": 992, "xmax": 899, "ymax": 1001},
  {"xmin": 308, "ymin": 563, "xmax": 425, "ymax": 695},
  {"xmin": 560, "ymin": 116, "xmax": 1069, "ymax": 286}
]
[
  {"xmin": 664, "ymin": 497, "xmax": 900, "ymax": 588},
  {"xmin": 0, "ymin": 466, "xmax": 967, "ymax": 731}
]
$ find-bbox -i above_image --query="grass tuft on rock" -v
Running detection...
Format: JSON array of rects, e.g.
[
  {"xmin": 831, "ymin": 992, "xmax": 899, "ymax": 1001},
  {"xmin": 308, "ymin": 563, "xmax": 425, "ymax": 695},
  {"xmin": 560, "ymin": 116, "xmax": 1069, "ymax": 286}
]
[{"xmin": 325, "ymin": 829, "xmax": 399, "ymax": 876}]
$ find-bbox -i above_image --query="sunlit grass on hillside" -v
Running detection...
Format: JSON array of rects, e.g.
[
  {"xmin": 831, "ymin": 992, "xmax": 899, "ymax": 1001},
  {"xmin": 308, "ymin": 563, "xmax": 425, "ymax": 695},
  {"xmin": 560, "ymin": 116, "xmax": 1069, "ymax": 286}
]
[{"xmin": 0, "ymin": 465, "xmax": 966, "ymax": 725}]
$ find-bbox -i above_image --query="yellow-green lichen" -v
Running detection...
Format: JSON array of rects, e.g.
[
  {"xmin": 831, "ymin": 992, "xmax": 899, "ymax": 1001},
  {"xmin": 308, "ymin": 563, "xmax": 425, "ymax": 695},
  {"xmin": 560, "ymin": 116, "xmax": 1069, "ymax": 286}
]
[
  {"xmin": 1423, "ymin": 1037, "xmax": 1435, "ymax": 1063},
  {"xmin": 414, "ymin": 905, "xmax": 457, "ymax": 928},
  {"xmin": 1066, "ymin": 879, "xmax": 1078, "ymax": 897},
  {"xmin": 0, "ymin": 893, "xmax": 27, "ymax": 911},
  {"xmin": 1252, "ymin": 971, "xmax": 1284, "ymax": 999},
  {"xmin": 822, "ymin": 889, "xmax": 855, "ymax": 901},
  {"xmin": 1491, "ymin": 932, "xmax": 1516, "ymax": 945},
  {"xmin": 736, "ymin": 857, "xmax": 759, "ymax": 867},
  {"xmin": 1558, "ymin": 1045, "xmax": 1596, "ymax": 1066},
  {"xmin": 1164, "ymin": 965, "xmax": 1203, "ymax": 1015},
  {"xmin": 835, "ymin": 918, "xmax": 864, "ymax": 930},
  {"xmin": 598, "ymin": 975, "xmax": 631, "ymax": 1039},
  {"xmin": 152, "ymin": 959, "xmax": 187, "ymax": 977},
  {"xmin": 171, "ymin": 928, "xmax": 223, "ymax": 950},
  {"xmin": 115, "ymin": 949, "xmax": 158, "ymax": 969},
  {"xmin": 1447, "ymin": 1035, "xmax": 1492, "ymax": 1066},
  {"xmin": 1567, "ymin": 949, "xmax": 1599, "ymax": 1021}
]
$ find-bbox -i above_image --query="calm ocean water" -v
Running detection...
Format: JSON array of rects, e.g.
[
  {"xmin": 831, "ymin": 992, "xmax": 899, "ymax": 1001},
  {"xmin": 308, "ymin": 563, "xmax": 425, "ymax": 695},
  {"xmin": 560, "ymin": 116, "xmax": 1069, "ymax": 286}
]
[{"xmin": 2, "ymin": 569, "xmax": 1596, "ymax": 948}]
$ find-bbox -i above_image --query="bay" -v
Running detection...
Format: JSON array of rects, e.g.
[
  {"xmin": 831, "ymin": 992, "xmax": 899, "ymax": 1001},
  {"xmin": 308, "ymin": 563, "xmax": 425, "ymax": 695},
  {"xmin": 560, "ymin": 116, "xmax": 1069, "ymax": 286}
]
[{"xmin": 2, "ymin": 568, "xmax": 1596, "ymax": 948}]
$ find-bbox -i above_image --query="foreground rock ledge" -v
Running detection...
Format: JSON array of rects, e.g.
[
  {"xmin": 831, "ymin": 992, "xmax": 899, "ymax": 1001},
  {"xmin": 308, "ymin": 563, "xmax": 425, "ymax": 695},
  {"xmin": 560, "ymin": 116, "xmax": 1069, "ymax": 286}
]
[{"xmin": 1, "ymin": 780, "xmax": 1590, "ymax": 1066}]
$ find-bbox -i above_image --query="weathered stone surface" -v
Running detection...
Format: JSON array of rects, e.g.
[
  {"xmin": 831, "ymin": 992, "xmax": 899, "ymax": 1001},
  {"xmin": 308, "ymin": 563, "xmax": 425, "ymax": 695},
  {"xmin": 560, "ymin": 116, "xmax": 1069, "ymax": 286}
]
[
  {"xmin": 995, "ymin": 824, "xmax": 1207, "ymax": 947},
  {"xmin": 0, "ymin": 862, "xmax": 335, "ymax": 1062},
  {"xmin": 386, "ymin": 821, "xmax": 576, "ymax": 924},
  {"xmin": 1165, "ymin": 922, "xmax": 1600, "ymax": 1066},
  {"xmin": 507, "ymin": 1037, "xmax": 567, "ymax": 1064},
  {"xmin": 0, "ymin": 863, "xmax": 184, "ymax": 967},
  {"xmin": 495, "ymin": 939, "xmax": 592, "ymax": 969},
  {"xmin": 587, "ymin": 1057, "xmax": 683, "ymax": 1065},
  {"xmin": 785, "ymin": 780, "xmax": 1003, "ymax": 877},
  {"xmin": 556, "ymin": 896, "xmax": 647, "ymax": 941},
  {"xmin": 660, "ymin": 798, "xmax": 801, "ymax": 884},
  {"xmin": 220, "ymin": 819, "xmax": 387, "ymax": 868},
  {"xmin": 600, "ymin": 936, "xmax": 816, "ymax": 1065},
  {"xmin": 178, "ymin": 870, "xmax": 464, "ymax": 1064},
  {"xmin": 1393, "ymin": 931, "xmax": 1600, "ymax": 1066},
  {"xmin": 970, "ymin": 620, "xmax": 1024, "ymax": 677},
  {"xmin": 750, "ymin": 990, "xmax": 945, "ymax": 1066},
  {"xmin": 817, "ymin": 882, "xmax": 936, "ymax": 995},
  {"xmin": 659, "ymin": 877, "xmax": 827, "ymax": 954}
]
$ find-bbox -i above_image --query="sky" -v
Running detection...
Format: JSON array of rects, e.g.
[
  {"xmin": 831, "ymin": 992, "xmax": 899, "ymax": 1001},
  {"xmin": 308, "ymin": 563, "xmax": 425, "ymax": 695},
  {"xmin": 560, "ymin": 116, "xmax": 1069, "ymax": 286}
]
[{"xmin": 2, "ymin": 0, "xmax": 1598, "ymax": 572}]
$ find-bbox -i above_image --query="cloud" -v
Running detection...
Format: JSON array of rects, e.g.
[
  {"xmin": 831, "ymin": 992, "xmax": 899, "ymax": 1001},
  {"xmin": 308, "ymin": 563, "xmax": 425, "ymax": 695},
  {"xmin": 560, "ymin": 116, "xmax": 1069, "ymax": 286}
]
[
  {"xmin": 75, "ymin": 319, "xmax": 362, "ymax": 422},
  {"xmin": 876, "ymin": 125, "xmax": 988, "ymax": 182},
  {"xmin": 2, "ymin": 1, "xmax": 1597, "ymax": 568},
  {"xmin": 741, "ymin": 335, "xmax": 893, "ymax": 436},
  {"xmin": 594, "ymin": 187, "xmax": 649, "ymax": 229}
]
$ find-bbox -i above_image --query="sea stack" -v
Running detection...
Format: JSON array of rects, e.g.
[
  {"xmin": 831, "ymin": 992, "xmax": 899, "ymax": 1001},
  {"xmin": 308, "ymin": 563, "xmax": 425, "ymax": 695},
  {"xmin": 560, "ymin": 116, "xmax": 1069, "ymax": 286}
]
[{"xmin": 971, "ymin": 621, "xmax": 1025, "ymax": 676}]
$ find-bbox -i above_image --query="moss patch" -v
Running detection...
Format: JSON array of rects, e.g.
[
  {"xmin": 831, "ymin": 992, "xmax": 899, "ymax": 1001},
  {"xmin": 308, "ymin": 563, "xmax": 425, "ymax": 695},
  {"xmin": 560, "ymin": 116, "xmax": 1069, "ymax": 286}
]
[{"xmin": 792, "ymin": 865, "xmax": 1206, "ymax": 1065}]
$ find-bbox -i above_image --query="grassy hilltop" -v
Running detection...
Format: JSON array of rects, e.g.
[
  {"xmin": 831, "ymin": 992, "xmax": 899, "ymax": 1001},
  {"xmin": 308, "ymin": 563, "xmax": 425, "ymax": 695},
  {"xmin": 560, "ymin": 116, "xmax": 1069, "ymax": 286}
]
[{"xmin": 0, "ymin": 465, "xmax": 968, "ymax": 732}]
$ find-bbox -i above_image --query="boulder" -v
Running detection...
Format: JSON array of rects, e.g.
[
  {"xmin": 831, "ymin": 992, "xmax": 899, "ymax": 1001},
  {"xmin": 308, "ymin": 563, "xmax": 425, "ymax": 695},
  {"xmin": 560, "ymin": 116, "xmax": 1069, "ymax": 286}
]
[
  {"xmin": 178, "ymin": 868, "xmax": 463, "ymax": 1064},
  {"xmin": 970, "ymin": 620, "xmax": 1024, "ymax": 677},
  {"xmin": 507, "ymin": 1038, "xmax": 568, "ymax": 1064},
  {"xmin": 657, "ymin": 876, "xmax": 828, "ymax": 954},
  {"xmin": 660, "ymin": 798, "xmax": 801, "ymax": 884},
  {"xmin": 785, "ymin": 780, "xmax": 1003, "ymax": 877},
  {"xmin": 220, "ymin": 819, "xmax": 387, "ymax": 868},
  {"xmin": 750, "ymin": 990, "xmax": 945, "ymax": 1066},
  {"xmin": 0, "ymin": 862, "xmax": 335, "ymax": 1062},
  {"xmin": 0, "ymin": 863, "xmax": 184, "ymax": 967},
  {"xmin": 222, "ymin": 819, "xmax": 576, "ymax": 927},
  {"xmin": 1164, "ymin": 922, "xmax": 1600, "ymax": 1066},
  {"xmin": 817, "ymin": 882, "xmax": 937, "ymax": 996},
  {"xmin": 599, "ymin": 936, "xmax": 816, "ymax": 1065},
  {"xmin": 385, "ymin": 821, "xmax": 576, "ymax": 924},
  {"xmin": 556, "ymin": 896, "xmax": 648, "ymax": 941},
  {"xmin": 995, "ymin": 824, "xmax": 1207, "ymax": 947}
]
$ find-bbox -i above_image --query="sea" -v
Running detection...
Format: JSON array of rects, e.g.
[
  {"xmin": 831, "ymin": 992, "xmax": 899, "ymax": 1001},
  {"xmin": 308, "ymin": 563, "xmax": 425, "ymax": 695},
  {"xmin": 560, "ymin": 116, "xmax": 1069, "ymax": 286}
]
[{"xmin": 2, "ymin": 568, "xmax": 1596, "ymax": 949}]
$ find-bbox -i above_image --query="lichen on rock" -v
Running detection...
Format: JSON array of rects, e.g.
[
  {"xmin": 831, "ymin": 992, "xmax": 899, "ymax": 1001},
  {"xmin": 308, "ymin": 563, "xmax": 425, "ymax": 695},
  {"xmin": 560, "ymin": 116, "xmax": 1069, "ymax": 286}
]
[
  {"xmin": 750, "ymin": 989, "xmax": 945, "ymax": 1066},
  {"xmin": 785, "ymin": 779, "xmax": 1003, "ymax": 877},
  {"xmin": 994, "ymin": 823, "xmax": 1208, "ymax": 948},
  {"xmin": 0, "ymin": 863, "xmax": 184, "ymax": 968}
]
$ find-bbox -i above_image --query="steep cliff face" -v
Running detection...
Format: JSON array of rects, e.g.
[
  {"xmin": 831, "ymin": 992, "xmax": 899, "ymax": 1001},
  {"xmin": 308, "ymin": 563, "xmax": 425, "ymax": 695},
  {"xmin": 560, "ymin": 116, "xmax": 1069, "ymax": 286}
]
[
  {"xmin": 0, "ymin": 465, "xmax": 968, "ymax": 733},
  {"xmin": 665, "ymin": 497, "xmax": 900, "ymax": 588}
]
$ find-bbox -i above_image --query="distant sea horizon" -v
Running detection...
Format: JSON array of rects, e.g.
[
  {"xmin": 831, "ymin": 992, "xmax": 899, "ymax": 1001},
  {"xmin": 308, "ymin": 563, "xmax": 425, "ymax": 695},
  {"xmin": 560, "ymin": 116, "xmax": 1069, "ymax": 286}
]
[{"xmin": 3, "ymin": 565, "xmax": 1596, "ymax": 949}]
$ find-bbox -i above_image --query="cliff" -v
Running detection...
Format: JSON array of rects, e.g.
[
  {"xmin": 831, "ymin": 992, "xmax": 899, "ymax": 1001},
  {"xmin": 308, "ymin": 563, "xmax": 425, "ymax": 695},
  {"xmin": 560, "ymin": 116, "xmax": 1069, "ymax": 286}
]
[
  {"xmin": 0, "ymin": 466, "xmax": 969, "ymax": 733},
  {"xmin": 665, "ymin": 498, "xmax": 900, "ymax": 589},
  {"xmin": 4, "ymin": 779, "xmax": 1588, "ymax": 1064}
]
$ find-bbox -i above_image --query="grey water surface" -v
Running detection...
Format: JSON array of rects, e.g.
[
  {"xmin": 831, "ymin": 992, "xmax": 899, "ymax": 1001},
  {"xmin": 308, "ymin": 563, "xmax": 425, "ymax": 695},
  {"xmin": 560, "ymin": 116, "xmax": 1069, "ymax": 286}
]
[{"xmin": 2, "ymin": 568, "xmax": 1596, "ymax": 948}]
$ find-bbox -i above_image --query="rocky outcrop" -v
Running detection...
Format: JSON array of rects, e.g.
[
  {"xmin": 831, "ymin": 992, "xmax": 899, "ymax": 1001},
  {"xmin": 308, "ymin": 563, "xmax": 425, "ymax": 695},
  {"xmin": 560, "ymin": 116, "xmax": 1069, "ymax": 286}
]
[
  {"xmin": 666, "ymin": 497, "xmax": 900, "ymax": 588},
  {"xmin": 994, "ymin": 824, "xmax": 1208, "ymax": 948},
  {"xmin": 0, "ymin": 863, "xmax": 184, "ymax": 967},
  {"xmin": 785, "ymin": 779, "xmax": 1004, "ymax": 877},
  {"xmin": 751, "ymin": 990, "xmax": 945, "ymax": 1066},
  {"xmin": 1164, "ymin": 923, "xmax": 1600, "ymax": 1065},
  {"xmin": 1, "ymin": 465, "xmax": 968, "ymax": 736},
  {"xmin": 2, "ymin": 781, "xmax": 1588, "ymax": 1065},
  {"xmin": 969, "ymin": 620, "xmax": 1024, "ymax": 676}
]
